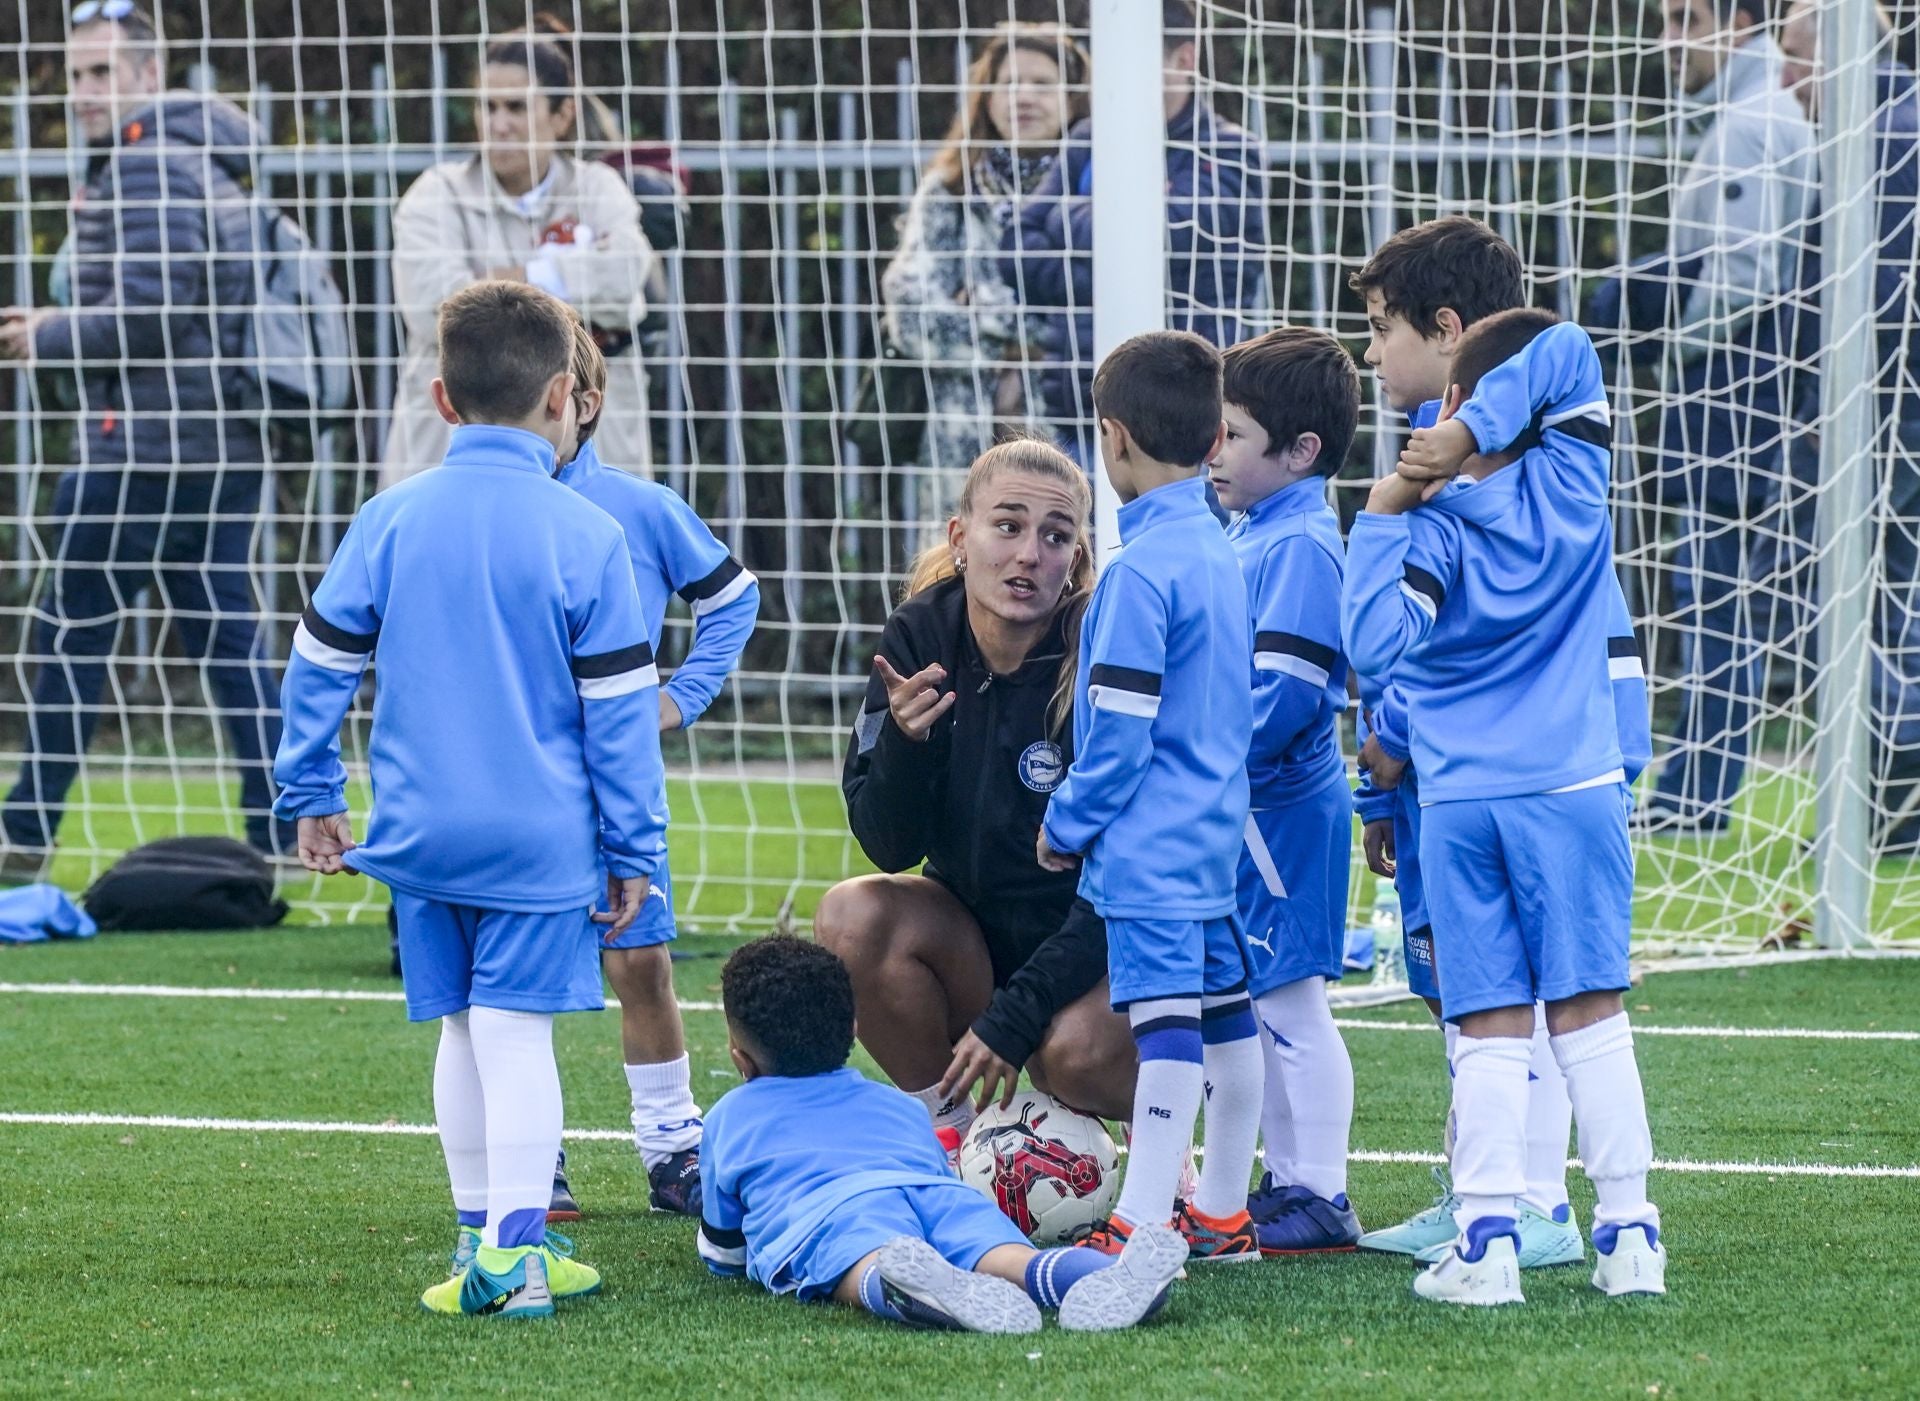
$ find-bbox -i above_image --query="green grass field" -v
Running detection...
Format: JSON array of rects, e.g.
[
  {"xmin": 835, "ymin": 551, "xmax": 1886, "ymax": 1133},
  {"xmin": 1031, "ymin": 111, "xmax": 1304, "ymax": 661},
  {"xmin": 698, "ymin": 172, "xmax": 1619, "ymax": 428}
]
[
  {"xmin": 34, "ymin": 768, "xmax": 1920, "ymax": 943},
  {"xmin": 2, "ymin": 927, "xmax": 1915, "ymax": 1398}
]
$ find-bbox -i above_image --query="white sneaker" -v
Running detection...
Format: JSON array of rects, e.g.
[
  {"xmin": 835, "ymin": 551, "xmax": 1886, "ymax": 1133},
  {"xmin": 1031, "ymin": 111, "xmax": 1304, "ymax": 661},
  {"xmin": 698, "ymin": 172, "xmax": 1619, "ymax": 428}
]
[
  {"xmin": 1057, "ymin": 1222, "xmax": 1189, "ymax": 1332},
  {"xmin": 876, "ymin": 1236, "xmax": 1042, "ymax": 1334},
  {"xmin": 1413, "ymin": 1228, "xmax": 1524, "ymax": 1306},
  {"xmin": 1592, "ymin": 1223, "xmax": 1667, "ymax": 1297}
]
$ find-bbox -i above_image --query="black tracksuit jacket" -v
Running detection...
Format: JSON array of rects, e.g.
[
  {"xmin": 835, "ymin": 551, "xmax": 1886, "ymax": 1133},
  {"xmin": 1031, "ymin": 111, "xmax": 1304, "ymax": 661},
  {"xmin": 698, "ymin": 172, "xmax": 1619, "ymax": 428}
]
[{"xmin": 840, "ymin": 576, "xmax": 1106, "ymax": 1065}]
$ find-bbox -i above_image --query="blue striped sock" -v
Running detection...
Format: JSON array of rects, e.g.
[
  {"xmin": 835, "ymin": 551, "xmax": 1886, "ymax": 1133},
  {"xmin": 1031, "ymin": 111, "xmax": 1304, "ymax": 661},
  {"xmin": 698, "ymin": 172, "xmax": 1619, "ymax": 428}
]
[
  {"xmin": 857, "ymin": 1261, "xmax": 907, "ymax": 1322},
  {"xmin": 1023, "ymin": 1246, "xmax": 1111, "ymax": 1309}
]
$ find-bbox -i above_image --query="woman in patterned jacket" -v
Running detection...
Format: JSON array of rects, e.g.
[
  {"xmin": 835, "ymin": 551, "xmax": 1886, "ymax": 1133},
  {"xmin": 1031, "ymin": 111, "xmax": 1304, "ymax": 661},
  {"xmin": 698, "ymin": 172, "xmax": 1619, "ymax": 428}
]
[{"xmin": 880, "ymin": 25, "xmax": 1089, "ymax": 531}]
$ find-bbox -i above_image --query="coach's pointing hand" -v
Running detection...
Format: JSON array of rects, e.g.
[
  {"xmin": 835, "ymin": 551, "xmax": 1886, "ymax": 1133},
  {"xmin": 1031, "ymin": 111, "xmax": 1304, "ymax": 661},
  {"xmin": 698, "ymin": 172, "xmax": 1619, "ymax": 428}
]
[{"xmin": 875, "ymin": 656, "xmax": 955, "ymax": 742}]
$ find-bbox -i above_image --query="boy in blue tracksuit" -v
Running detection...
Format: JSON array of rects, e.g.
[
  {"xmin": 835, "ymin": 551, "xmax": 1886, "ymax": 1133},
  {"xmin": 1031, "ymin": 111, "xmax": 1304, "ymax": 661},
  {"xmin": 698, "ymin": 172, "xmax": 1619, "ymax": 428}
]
[
  {"xmin": 1343, "ymin": 310, "xmax": 1665, "ymax": 1306},
  {"xmin": 1037, "ymin": 330, "xmax": 1263, "ymax": 1263},
  {"xmin": 1348, "ymin": 219, "xmax": 1652, "ymax": 1268},
  {"xmin": 556, "ymin": 326, "xmax": 760, "ymax": 1216},
  {"xmin": 274, "ymin": 283, "xmax": 669, "ymax": 1318},
  {"xmin": 696, "ymin": 936, "xmax": 1187, "ymax": 1334},
  {"xmin": 1207, "ymin": 329, "xmax": 1363, "ymax": 1254}
]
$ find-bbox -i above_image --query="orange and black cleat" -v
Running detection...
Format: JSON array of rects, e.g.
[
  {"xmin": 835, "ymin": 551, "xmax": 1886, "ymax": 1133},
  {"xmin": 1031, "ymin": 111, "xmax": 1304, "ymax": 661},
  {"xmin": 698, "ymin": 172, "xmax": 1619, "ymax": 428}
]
[{"xmin": 1174, "ymin": 1202, "xmax": 1261, "ymax": 1264}]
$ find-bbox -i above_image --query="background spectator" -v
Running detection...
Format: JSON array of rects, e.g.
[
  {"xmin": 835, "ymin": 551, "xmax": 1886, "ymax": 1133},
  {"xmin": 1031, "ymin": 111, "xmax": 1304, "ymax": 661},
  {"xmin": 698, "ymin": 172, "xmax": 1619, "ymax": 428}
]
[
  {"xmin": 0, "ymin": 3, "xmax": 287, "ymax": 876},
  {"xmin": 1001, "ymin": 0, "xmax": 1269, "ymax": 465},
  {"xmin": 383, "ymin": 22, "xmax": 654, "ymax": 485},
  {"xmin": 880, "ymin": 23, "xmax": 1090, "ymax": 528},
  {"xmin": 1594, "ymin": 0, "xmax": 1815, "ymax": 830},
  {"xmin": 1774, "ymin": 1, "xmax": 1920, "ymax": 852}
]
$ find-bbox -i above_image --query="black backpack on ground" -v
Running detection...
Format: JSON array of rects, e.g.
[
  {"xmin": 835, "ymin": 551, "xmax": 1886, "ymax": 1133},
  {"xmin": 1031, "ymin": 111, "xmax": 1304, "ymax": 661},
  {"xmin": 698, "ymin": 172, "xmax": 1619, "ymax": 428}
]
[{"xmin": 82, "ymin": 836, "xmax": 290, "ymax": 932}]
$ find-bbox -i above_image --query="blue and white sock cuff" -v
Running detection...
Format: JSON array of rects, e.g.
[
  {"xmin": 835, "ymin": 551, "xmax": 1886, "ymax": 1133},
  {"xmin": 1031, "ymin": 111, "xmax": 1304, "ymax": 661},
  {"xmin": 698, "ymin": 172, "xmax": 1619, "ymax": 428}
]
[{"xmin": 1128, "ymin": 996, "xmax": 1203, "ymax": 1063}]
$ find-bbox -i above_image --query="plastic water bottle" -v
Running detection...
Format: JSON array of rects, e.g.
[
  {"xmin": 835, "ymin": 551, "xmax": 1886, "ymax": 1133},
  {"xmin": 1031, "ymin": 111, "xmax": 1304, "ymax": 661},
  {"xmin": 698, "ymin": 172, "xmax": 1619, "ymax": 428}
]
[{"xmin": 1370, "ymin": 877, "xmax": 1405, "ymax": 985}]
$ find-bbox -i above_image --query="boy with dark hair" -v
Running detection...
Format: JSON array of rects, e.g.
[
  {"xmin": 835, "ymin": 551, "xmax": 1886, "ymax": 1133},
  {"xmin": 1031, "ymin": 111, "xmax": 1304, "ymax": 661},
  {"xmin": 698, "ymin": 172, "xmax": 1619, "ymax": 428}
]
[
  {"xmin": 696, "ymin": 936, "xmax": 1186, "ymax": 1333},
  {"xmin": 1343, "ymin": 309, "xmax": 1665, "ymax": 1305},
  {"xmin": 1038, "ymin": 330, "xmax": 1264, "ymax": 1263},
  {"xmin": 1208, "ymin": 328, "xmax": 1362, "ymax": 1254},
  {"xmin": 1344, "ymin": 221, "xmax": 1651, "ymax": 1271},
  {"xmin": 275, "ymin": 280, "xmax": 670, "ymax": 1317}
]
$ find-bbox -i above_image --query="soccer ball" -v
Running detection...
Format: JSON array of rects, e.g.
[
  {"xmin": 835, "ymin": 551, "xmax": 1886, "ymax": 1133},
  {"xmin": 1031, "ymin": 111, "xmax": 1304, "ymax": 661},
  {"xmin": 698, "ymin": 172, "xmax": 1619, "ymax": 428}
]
[{"xmin": 957, "ymin": 1090, "xmax": 1119, "ymax": 1245}]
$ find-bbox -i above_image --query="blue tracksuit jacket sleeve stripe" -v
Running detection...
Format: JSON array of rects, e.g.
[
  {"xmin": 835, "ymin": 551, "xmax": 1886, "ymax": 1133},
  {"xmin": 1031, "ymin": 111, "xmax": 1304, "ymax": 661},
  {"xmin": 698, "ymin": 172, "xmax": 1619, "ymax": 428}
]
[
  {"xmin": 1043, "ymin": 562, "xmax": 1165, "ymax": 855},
  {"xmin": 1249, "ymin": 535, "xmax": 1345, "ymax": 780},
  {"xmin": 1343, "ymin": 513, "xmax": 1457, "ymax": 682},
  {"xmin": 574, "ymin": 537, "xmax": 671, "ymax": 879},
  {"xmin": 275, "ymin": 522, "xmax": 378, "ymax": 821},
  {"xmin": 662, "ymin": 487, "xmax": 760, "ymax": 727}
]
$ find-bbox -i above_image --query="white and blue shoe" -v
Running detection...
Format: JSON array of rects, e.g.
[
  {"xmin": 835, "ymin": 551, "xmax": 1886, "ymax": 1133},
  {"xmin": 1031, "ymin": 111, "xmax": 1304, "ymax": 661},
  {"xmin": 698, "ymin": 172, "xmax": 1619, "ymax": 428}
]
[
  {"xmin": 1359, "ymin": 1166, "xmax": 1459, "ymax": 1257},
  {"xmin": 876, "ymin": 1237, "xmax": 1041, "ymax": 1334},
  {"xmin": 1412, "ymin": 1217, "xmax": 1525, "ymax": 1306},
  {"xmin": 1592, "ymin": 1222, "xmax": 1667, "ymax": 1297},
  {"xmin": 1416, "ymin": 1199, "xmax": 1584, "ymax": 1269}
]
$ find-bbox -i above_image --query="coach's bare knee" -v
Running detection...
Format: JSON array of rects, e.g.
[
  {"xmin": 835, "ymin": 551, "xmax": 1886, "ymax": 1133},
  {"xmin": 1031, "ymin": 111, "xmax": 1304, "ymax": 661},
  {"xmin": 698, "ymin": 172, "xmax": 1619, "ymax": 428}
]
[
  {"xmin": 813, "ymin": 878, "xmax": 903, "ymax": 974},
  {"xmin": 1030, "ymin": 998, "xmax": 1136, "ymax": 1121}
]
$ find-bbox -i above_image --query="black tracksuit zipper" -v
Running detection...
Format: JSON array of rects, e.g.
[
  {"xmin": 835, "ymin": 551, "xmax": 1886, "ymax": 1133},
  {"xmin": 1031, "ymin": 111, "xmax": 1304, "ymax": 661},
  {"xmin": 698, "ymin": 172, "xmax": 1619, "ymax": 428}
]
[{"xmin": 969, "ymin": 671, "xmax": 997, "ymax": 896}]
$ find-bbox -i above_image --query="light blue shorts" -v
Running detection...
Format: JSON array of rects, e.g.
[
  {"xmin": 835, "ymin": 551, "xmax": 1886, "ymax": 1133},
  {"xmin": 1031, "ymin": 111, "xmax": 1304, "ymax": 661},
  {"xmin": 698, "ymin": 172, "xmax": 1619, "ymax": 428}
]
[
  {"xmin": 1239, "ymin": 777, "xmax": 1351, "ymax": 996},
  {"xmin": 595, "ymin": 858, "xmax": 678, "ymax": 951},
  {"xmin": 1418, "ymin": 785, "xmax": 1634, "ymax": 1021},
  {"xmin": 1106, "ymin": 915, "xmax": 1251, "ymax": 1007},
  {"xmin": 393, "ymin": 892, "xmax": 605, "ymax": 1022},
  {"xmin": 776, "ymin": 1182, "xmax": 1028, "ymax": 1301}
]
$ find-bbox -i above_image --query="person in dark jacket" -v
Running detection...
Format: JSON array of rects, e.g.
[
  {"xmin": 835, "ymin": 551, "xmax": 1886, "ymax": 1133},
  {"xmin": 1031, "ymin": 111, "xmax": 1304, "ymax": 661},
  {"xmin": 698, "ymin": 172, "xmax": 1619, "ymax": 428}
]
[
  {"xmin": 1772, "ymin": 2, "xmax": 1920, "ymax": 851},
  {"xmin": 0, "ymin": 6, "xmax": 286, "ymax": 876},
  {"xmin": 998, "ymin": 0, "xmax": 1268, "ymax": 463},
  {"xmin": 816, "ymin": 438, "xmax": 1136, "ymax": 1136}
]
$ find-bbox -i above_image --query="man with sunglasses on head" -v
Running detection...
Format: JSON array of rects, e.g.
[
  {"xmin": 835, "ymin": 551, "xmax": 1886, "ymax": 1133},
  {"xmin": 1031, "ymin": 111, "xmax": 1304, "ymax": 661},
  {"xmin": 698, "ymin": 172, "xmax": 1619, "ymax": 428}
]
[{"xmin": 0, "ymin": 2, "xmax": 293, "ymax": 878}]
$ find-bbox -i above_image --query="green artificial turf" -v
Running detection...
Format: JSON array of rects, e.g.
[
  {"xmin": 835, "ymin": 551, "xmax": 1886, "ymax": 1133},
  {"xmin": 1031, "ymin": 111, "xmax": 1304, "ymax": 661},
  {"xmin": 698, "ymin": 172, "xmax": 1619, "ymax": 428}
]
[{"xmin": 2, "ymin": 931, "xmax": 1916, "ymax": 1398}]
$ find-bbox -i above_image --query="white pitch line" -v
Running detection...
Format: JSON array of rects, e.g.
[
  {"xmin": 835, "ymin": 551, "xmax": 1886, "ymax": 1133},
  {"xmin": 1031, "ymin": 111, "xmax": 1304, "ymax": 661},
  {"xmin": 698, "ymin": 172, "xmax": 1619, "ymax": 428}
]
[
  {"xmin": 2, "ymin": 1110, "xmax": 1914, "ymax": 1179},
  {"xmin": 3, "ymin": 981, "xmax": 1913, "ymax": 1042}
]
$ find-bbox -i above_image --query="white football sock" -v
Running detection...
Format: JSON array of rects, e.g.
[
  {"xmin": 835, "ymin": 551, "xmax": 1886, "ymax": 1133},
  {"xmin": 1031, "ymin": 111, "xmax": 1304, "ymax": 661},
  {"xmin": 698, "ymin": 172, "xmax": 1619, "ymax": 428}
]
[
  {"xmin": 907, "ymin": 1081, "xmax": 977, "ymax": 1136},
  {"xmin": 1449, "ymin": 1034, "xmax": 1531, "ymax": 1232},
  {"xmin": 1112, "ymin": 997, "xmax": 1204, "ymax": 1229},
  {"xmin": 468, "ymin": 1006, "xmax": 562, "ymax": 1249},
  {"xmin": 626, "ymin": 1055, "xmax": 703, "ymax": 1169},
  {"xmin": 1192, "ymin": 990, "xmax": 1264, "ymax": 1220},
  {"xmin": 1552, "ymin": 1013, "xmax": 1657, "ymax": 1230},
  {"xmin": 1524, "ymin": 1004, "xmax": 1574, "ymax": 1214},
  {"xmin": 1253, "ymin": 978, "xmax": 1353, "ymax": 1200},
  {"xmin": 433, "ymin": 1009, "xmax": 488, "ymax": 1223}
]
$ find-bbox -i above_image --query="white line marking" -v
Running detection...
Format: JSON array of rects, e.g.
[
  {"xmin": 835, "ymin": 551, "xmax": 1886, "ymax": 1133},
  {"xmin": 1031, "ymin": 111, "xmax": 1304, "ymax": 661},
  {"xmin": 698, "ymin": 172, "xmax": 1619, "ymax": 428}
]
[
  {"xmin": 2, "ymin": 1111, "xmax": 1912, "ymax": 1179},
  {"xmin": 5, "ymin": 982, "xmax": 1911, "ymax": 1042}
]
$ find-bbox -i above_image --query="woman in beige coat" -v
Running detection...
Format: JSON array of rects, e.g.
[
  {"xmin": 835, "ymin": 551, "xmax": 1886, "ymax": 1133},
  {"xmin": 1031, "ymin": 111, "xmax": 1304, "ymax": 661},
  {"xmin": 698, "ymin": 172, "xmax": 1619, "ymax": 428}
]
[{"xmin": 383, "ymin": 31, "xmax": 654, "ymax": 485}]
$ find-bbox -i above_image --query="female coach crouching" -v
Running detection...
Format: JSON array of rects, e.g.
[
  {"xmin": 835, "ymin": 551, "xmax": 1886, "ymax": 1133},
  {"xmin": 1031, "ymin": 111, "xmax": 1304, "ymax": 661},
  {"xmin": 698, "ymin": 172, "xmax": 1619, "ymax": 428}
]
[{"xmin": 815, "ymin": 439, "xmax": 1137, "ymax": 1137}]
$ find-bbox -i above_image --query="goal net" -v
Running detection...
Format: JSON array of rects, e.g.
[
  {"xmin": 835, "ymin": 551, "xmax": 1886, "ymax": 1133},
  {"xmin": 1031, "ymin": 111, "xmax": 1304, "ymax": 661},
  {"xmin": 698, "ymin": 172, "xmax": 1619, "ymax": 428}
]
[{"xmin": 0, "ymin": 0, "xmax": 1913, "ymax": 956}]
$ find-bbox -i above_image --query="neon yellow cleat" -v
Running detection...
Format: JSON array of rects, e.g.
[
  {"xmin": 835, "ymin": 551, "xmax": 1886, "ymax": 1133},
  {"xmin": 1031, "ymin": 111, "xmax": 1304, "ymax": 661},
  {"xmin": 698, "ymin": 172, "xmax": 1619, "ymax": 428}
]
[{"xmin": 418, "ymin": 1238, "xmax": 601, "ymax": 1317}]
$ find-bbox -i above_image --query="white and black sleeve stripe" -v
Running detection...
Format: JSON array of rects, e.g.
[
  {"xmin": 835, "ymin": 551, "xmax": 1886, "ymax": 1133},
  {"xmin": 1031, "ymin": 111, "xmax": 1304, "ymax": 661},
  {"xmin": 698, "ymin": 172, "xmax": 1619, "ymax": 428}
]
[
  {"xmin": 292, "ymin": 605, "xmax": 377, "ymax": 673},
  {"xmin": 573, "ymin": 639, "xmax": 660, "ymax": 700},
  {"xmin": 1254, "ymin": 630, "xmax": 1337, "ymax": 688},
  {"xmin": 1398, "ymin": 564, "xmax": 1446, "ymax": 622},
  {"xmin": 1087, "ymin": 663, "xmax": 1162, "ymax": 719},
  {"xmin": 679, "ymin": 557, "xmax": 756, "ymax": 620},
  {"xmin": 1608, "ymin": 634, "xmax": 1645, "ymax": 680}
]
